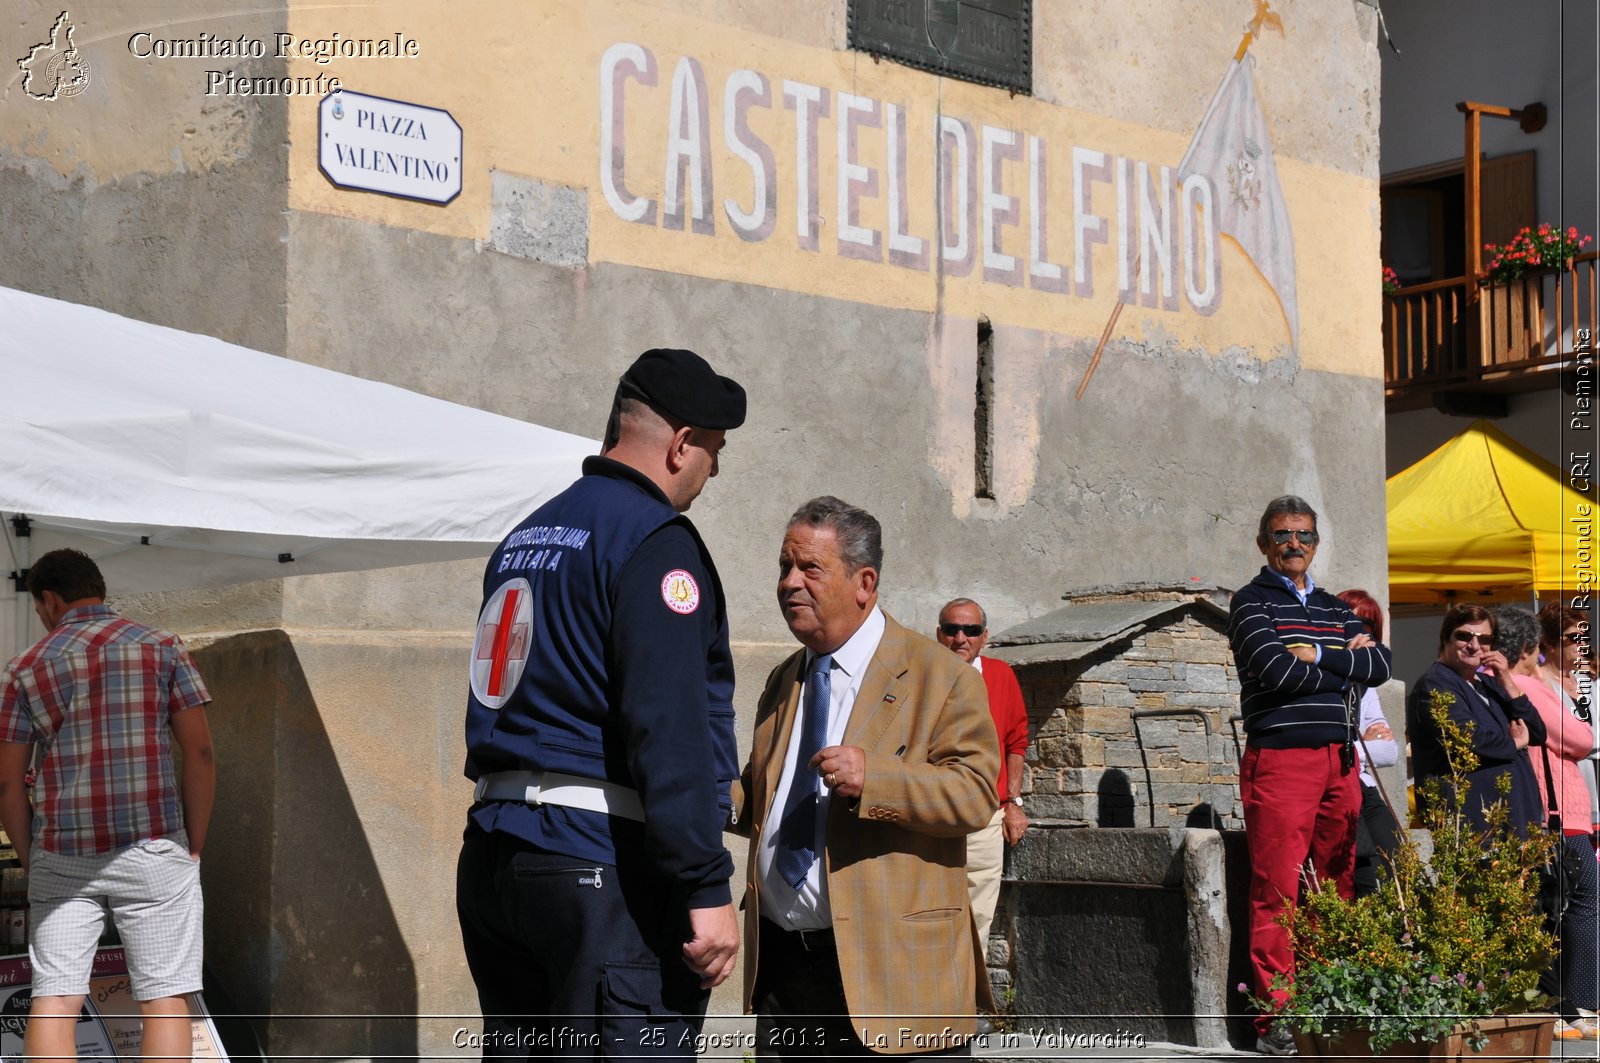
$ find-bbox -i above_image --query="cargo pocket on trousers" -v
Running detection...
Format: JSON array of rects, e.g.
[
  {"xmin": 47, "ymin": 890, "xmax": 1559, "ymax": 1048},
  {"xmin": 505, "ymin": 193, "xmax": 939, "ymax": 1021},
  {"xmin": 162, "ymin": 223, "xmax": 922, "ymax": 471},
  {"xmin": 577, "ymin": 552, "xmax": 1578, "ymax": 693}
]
[{"xmin": 600, "ymin": 962, "xmax": 697, "ymax": 1058}]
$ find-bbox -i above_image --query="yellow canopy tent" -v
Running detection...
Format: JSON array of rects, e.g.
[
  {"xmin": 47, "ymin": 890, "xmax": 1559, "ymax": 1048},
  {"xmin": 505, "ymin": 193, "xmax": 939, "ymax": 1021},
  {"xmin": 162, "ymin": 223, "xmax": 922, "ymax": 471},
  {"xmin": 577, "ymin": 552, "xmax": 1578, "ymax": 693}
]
[{"xmin": 1387, "ymin": 420, "xmax": 1591, "ymax": 605}]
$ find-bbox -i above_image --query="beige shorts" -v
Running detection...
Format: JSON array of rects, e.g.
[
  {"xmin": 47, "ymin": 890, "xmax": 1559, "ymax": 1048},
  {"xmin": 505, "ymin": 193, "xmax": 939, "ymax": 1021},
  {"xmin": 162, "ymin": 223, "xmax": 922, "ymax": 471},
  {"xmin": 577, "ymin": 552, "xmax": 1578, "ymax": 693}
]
[{"xmin": 28, "ymin": 833, "xmax": 204, "ymax": 1000}]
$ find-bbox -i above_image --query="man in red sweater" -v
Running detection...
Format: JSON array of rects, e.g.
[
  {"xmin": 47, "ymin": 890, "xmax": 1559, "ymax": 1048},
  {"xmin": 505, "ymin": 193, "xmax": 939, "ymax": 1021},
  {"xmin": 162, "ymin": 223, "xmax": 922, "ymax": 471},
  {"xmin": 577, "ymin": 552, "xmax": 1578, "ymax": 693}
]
[{"xmin": 937, "ymin": 598, "xmax": 1029, "ymax": 957}]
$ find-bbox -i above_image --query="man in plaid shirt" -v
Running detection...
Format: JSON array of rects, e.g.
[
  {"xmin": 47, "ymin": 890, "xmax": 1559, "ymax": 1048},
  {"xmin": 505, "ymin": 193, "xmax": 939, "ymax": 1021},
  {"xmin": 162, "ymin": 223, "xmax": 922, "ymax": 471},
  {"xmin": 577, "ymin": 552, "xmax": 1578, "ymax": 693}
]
[{"xmin": 0, "ymin": 548, "xmax": 215, "ymax": 1062}]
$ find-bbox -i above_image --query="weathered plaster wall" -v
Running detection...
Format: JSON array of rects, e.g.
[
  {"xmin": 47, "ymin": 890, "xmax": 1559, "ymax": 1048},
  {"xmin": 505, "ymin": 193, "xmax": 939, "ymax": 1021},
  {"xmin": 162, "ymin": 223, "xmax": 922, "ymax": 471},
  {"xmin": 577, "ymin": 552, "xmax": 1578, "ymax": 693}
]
[
  {"xmin": 261, "ymin": 0, "xmax": 1389, "ymax": 640},
  {"xmin": 1034, "ymin": 0, "xmax": 1381, "ymax": 180},
  {"xmin": 1, "ymin": 0, "xmax": 1388, "ymax": 1053},
  {"xmin": 646, "ymin": 0, "xmax": 847, "ymax": 52},
  {"xmin": 194, "ymin": 628, "xmax": 447, "ymax": 1058},
  {"xmin": 0, "ymin": 0, "xmax": 289, "ymax": 350},
  {"xmin": 2, "ymin": 0, "xmax": 1393, "ymax": 637},
  {"xmin": 282, "ymin": 210, "xmax": 1393, "ymax": 642},
  {"xmin": 275, "ymin": 0, "xmax": 1383, "ymax": 378}
]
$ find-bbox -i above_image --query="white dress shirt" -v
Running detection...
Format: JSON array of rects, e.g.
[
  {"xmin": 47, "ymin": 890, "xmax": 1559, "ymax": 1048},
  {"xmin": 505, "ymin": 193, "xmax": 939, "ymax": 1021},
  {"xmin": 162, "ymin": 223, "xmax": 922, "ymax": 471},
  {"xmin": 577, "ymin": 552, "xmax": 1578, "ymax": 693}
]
[{"xmin": 758, "ymin": 605, "xmax": 886, "ymax": 930}]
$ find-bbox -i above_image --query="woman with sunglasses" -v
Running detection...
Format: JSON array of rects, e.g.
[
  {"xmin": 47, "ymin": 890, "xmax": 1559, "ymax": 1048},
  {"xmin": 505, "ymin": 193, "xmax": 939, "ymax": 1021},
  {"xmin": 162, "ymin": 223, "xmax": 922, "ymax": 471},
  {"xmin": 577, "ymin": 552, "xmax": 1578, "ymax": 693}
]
[
  {"xmin": 1497, "ymin": 605, "xmax": 1599, "ymax": 1039},
  {"xmin": 1538, "ymin": 604, "xmax": 1594, "ymax": 724},
  {"xmin": 1406, "ymin": 603, "xmax": 1546, "ymax": 836}
]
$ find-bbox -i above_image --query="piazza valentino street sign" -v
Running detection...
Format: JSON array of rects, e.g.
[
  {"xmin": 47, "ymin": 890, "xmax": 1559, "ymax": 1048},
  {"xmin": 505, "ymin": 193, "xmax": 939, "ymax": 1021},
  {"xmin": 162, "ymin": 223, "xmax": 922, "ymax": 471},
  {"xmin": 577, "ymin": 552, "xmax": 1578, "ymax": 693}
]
[{"xmin": 318, "ymin": 89, "xmax": 462, "ymax": 205}]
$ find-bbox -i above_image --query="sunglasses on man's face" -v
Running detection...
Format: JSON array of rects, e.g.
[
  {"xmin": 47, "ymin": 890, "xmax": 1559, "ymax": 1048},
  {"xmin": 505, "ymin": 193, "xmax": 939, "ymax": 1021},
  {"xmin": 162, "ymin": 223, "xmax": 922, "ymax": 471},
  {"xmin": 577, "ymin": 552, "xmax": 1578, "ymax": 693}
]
[
  {"xmin": 940, "ymin": 623, "xmax": 984, "ymax": 638},
  {"xmin": 1452, "ymin": 630, "xmax": 1492, "ymax": 646},
  {"xmin": 1565, "ymin": 630, "xmax": 1591, "ymax": 645},
  {"xmin": 1268, "ymin": 529, "xmax": 1319, "ymax": 546}
]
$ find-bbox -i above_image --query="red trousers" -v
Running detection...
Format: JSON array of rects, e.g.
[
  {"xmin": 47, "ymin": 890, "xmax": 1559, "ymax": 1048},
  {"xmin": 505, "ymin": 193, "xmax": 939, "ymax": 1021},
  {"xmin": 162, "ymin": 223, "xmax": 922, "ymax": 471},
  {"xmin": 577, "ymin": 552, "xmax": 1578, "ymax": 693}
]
[{"xmin": 1239, "ymin": 743, "xmax": 1360, "ymax": 1033}]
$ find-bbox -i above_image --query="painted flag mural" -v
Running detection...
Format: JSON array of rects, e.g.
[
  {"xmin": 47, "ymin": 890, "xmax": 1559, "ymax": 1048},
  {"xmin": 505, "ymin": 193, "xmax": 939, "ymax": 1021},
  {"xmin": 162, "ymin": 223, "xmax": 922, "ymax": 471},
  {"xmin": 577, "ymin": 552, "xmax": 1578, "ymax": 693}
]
[{"xmin": 1177, "ymin": 54, "xmax": 1298, "ymax": 351}]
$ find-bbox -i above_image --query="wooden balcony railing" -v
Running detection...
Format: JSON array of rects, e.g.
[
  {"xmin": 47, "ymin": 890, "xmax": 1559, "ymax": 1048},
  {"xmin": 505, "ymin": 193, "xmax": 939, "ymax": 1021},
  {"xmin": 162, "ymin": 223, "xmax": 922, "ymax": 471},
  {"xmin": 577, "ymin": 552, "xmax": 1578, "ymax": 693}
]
[{"xmin": 1384, "ymin": 250, "xmax": 1598, "ymax": 396}]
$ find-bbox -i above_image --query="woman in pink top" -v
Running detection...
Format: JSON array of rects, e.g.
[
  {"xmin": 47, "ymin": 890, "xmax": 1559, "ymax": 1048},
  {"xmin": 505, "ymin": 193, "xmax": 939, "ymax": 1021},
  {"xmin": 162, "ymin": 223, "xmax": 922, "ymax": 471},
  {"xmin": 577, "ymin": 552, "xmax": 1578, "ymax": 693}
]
[
  {"xmin": 1540, "ymin": 603, "xmax": 1595, "ymax": 742},
  {"xmin": 1498, "ymin": 605, "xmax": 1597, "ymax": 1039},
  {"xmin": 1505, "ymin": 610, "xmax": 1593, "ymax": 827}
]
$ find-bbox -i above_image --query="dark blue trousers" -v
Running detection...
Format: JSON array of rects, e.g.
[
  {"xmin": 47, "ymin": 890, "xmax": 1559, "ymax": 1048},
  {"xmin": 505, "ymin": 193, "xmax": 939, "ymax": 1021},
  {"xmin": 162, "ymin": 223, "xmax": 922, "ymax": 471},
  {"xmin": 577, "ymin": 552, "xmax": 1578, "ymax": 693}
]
[
  {"xmin": 456, "ymin": 824, "xmax": 709, "ymax": 1060},
  {"xmin": 1558, "ymin": 834, "xmax": 1600, "ymax": 1019}
]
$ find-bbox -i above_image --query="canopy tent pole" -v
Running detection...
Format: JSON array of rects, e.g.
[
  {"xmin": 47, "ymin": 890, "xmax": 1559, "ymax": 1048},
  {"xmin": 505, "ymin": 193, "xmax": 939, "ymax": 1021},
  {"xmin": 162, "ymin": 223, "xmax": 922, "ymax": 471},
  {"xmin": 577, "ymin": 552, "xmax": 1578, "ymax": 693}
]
[{"xmin": 10, "ymin": 515, "xmax": 32, "ymax": 656}]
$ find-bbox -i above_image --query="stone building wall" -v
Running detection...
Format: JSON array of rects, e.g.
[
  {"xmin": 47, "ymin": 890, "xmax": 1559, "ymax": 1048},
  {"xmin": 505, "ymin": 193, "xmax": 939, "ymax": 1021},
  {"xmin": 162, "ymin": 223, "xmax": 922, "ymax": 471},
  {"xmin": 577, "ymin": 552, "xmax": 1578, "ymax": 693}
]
[
  {"xmin": 1007, "ymin": 607, "xmax": 1243, "ymax": 832},
  {"xmin": 983, "ymin": 594, "xmax": 1246, "ymax": 1019}
]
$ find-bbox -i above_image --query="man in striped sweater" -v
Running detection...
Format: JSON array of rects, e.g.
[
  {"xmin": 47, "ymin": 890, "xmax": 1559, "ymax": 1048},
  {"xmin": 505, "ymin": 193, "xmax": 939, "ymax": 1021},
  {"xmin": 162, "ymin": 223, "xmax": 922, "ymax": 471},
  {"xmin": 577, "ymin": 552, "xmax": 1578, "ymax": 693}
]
[{"xmin": 1228, "ymin": 496, "xmax": 1392, "ymax": 1055}]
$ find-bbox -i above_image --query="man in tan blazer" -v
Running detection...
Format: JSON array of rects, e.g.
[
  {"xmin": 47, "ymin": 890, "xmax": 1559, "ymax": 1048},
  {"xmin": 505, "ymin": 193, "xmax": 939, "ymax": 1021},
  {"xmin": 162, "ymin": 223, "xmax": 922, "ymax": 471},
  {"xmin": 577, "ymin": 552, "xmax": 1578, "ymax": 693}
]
[{"xmin": 730, "ymin": 496, "xmax": 999, "ymax": 1059}]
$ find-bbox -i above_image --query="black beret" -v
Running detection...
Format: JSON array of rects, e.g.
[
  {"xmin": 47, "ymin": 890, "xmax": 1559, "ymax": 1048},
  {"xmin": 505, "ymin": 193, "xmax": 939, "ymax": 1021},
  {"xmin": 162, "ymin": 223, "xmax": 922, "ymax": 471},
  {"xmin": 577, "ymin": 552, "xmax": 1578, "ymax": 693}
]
[{"xmin": 617, "ymin": 348, "xmax": 746, "ymax": 430}]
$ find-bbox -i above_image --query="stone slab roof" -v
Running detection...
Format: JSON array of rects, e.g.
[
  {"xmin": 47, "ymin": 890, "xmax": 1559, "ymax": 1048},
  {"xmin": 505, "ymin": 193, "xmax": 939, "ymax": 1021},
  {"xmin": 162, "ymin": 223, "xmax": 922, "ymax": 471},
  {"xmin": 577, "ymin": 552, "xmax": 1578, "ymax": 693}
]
[{"xmin": 987, "ymin": 585, "xmax": 1231, "ymax": 667}]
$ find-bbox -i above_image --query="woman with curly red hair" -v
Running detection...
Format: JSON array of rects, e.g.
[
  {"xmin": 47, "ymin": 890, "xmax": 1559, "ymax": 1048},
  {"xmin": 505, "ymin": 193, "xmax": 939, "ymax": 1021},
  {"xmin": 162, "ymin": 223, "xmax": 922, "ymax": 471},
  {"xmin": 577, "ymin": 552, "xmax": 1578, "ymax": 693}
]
[
  {"xmin": 1539, "ymin": 604, "xmax": 1594, "ymax": 726},
  {"xmin": 1335, "ymin": 590, "xmax": 1400, "ymax": 897}
]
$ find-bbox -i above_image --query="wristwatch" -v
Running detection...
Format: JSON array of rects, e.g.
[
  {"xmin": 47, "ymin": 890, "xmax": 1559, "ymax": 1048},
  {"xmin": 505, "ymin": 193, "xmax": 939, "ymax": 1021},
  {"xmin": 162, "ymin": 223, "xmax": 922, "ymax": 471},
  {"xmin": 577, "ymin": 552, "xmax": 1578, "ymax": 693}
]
[{"xmin": 1004, "ymin": 796, "xmax": 1023, "ymax": 807}]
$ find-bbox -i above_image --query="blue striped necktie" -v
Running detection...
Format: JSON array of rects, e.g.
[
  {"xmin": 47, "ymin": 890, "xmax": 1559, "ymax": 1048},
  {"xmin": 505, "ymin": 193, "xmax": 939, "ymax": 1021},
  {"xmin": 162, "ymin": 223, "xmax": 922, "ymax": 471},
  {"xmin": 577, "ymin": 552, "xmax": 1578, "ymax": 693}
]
[{"xmin": 773, "ymin": 654, "xmax": 832, "ymax": 889}]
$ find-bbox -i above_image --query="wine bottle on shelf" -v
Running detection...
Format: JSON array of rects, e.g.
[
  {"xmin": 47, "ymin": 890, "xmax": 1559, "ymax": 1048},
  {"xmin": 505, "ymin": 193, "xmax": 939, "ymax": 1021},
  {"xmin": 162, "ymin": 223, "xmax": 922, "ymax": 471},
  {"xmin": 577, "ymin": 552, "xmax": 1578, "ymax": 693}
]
[
  {"xmin": 10, "ymin": 867, "xmax": 26, "ymax": 947},
  {"xmin": 0, "ymin": 867, "xmax": 19, "ymax": 950},
  {"xmin": 0, "ymin": 868, "xmax": 10, "ymax": 949}
]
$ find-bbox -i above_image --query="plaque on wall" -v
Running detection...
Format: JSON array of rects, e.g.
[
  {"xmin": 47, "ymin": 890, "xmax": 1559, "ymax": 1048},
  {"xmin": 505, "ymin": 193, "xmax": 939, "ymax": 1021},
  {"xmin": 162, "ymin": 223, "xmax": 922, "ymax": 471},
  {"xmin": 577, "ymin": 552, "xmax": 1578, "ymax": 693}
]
[
  {"xmin": 848, "ymin": 0, "xmax": 1031, "ymax": 94},
  {"xmin": 318, "ymin": 89, "xmax": 463, "ymax": 205}
]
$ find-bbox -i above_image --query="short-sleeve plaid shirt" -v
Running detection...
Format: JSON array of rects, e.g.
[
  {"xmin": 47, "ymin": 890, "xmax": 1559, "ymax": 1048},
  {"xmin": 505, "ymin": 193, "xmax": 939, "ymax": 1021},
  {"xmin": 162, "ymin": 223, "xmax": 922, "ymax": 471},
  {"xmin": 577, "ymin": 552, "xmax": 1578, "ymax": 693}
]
[{"xmin": 0, "ymin": 603, "xmax": 210, "ymax": 855}]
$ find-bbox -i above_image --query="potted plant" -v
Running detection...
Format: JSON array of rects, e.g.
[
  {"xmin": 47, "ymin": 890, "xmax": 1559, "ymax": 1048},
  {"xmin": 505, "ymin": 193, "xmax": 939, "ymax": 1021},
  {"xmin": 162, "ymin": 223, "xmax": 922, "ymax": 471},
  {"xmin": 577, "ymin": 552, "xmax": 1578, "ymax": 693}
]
[
  {"xmin": 1250, "ymin": 692, "xmax": 1557, "ymax": 1062},
  {"xmin": 1482, "ymin": 224, "xmax": 1592, "ymax": 284},
  {"xmin": 1479, "ymin": 224, "xmax": 1593, "ymax": 364}
]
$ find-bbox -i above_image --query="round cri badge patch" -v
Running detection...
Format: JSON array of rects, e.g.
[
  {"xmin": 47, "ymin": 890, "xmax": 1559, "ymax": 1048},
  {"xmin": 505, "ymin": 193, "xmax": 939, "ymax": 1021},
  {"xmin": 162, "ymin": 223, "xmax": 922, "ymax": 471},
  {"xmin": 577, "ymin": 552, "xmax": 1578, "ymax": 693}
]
[
  {"xmin": 661, "ymin": 569, "xmax": 700, "ymax": 614},
  {"xmin": 470, "ymin": 578, "xmax": 533, "ymax": 710}
]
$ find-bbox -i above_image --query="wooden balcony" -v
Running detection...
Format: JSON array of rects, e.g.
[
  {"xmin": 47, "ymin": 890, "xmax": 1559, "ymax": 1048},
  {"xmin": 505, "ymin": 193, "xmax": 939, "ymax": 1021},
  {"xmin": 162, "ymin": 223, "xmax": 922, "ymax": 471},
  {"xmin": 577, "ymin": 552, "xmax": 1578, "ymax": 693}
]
[{"xmin": 1384, "ymin": 251, "xmax": 1598, "ymax": 410}]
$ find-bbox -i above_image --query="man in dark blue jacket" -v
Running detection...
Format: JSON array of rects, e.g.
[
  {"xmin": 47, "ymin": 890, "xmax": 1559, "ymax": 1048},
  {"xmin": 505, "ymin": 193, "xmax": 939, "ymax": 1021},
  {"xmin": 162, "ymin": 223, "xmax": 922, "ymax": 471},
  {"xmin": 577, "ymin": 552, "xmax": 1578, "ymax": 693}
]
[
  {"xmin": 1228, "ymin": 495, "xmax": 1392, "ymax": 1055},
  {"xmin": 457, "ymin": 348, "xmax": 745, "ymax": 1060}
]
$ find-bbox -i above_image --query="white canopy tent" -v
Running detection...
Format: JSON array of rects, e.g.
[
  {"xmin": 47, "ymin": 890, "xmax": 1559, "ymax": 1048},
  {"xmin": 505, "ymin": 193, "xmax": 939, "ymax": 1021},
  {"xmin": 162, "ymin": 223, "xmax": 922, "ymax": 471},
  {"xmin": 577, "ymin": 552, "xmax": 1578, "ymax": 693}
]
[{"xmin": 2, "ymin": 285, "xmax": 598, "ymax": 649}]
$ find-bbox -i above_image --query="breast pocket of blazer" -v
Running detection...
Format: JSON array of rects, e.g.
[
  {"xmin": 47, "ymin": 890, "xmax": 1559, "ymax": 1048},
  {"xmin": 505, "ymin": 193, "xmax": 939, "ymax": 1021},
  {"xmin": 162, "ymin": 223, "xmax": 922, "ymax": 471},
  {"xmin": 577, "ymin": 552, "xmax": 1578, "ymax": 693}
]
[
  {"xmin": 897, "ymin": 906, "xmax": 966, "ymax": 969},
  {"xmin": 902, "ymin": 906, "xmax": 962, "ymax": 922}
]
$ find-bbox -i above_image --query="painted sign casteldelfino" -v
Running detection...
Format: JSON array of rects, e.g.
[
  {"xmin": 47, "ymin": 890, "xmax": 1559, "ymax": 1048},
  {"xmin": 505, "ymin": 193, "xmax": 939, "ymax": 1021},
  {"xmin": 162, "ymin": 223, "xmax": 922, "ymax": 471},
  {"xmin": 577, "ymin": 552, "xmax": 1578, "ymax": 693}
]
[{"xmin": 282, "ymin": 0, "xmax": 1376, "ymax": 377}]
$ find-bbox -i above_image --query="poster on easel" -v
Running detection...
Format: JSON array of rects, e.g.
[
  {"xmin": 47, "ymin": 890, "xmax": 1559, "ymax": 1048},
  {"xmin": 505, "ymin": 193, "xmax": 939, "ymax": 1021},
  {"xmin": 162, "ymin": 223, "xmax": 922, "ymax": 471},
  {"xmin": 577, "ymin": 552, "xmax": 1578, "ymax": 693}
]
[{"xmin": 0, "ymin": 950, "xmax": 229, "ymax": 1061}]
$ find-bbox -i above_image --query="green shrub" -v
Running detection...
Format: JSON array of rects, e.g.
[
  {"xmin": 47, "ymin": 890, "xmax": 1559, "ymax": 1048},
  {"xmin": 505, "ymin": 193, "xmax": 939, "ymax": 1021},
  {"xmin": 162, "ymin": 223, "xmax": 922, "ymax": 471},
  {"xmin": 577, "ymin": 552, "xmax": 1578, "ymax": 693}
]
[{"xmin": 1251, "ymin": 691, "xmax": 1554, "ymax": 1052}]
